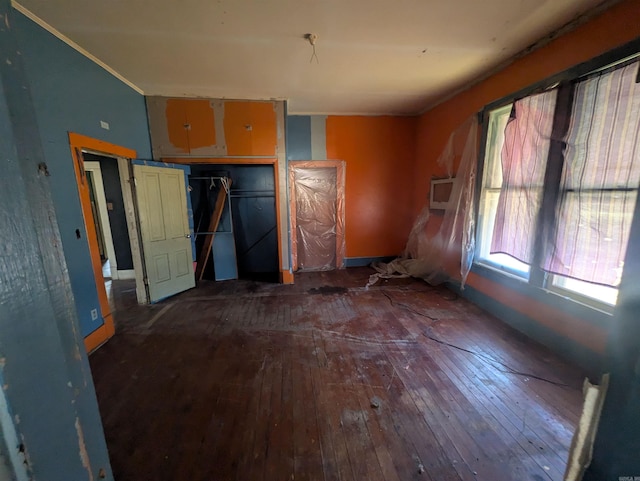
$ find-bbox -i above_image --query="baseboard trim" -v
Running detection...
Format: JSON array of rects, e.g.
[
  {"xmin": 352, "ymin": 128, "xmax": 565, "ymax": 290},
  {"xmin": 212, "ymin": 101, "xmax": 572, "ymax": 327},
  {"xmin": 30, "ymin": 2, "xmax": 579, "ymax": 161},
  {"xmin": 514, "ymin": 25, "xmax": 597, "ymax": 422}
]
[
  {"xmin": 280, "ymin": 270, "xmax": 294, "ymax": 284},
  {"xmin": 344, "ymin": 256, "xmax": 396, "ymax": 268},
  {"xmin": 116, "ymin": 269, "xmax": 135, "ymax": 280}
]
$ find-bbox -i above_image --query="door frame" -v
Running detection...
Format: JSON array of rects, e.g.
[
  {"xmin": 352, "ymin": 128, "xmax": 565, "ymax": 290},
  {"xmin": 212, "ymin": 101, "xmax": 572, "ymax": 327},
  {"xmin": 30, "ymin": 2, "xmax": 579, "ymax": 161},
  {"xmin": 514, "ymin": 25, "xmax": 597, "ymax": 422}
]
[
  {"xmin": 167, "ymin": 157, "xmax": 289, "ymax": 282},
  {"xmin": 84, "ymin": 161, "xmax": 119, "ymax": 278},
  {"xmin": 288, "ymin": 160, "xmax": 346, "ymax": 271},
  {"xmin": 68, "ymin": 132, "xmax": 139, "ymax": 352}
]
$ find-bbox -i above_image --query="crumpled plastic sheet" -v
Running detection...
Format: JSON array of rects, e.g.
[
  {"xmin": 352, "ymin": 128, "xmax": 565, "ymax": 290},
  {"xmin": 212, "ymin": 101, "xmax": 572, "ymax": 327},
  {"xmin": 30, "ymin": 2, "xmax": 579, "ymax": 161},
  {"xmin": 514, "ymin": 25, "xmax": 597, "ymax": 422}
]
[
  {"xmin": 368, "ymin": 115, "xmax": 478, "ymax": 288},
  {"xmin": 291, "ymin": 165, "xmax": 346, "ymax": 271}
]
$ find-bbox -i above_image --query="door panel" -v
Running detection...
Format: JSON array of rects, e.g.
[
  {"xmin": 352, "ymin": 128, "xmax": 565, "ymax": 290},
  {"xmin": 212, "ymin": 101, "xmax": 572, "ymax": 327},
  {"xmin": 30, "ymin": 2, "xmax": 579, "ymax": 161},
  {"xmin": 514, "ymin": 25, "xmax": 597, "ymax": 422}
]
[
  {"xmin": 176, "ymin": 249, "xmax": 191, "ymax": 277},
  {"xmin": 162, "ymin": 173, "xmax": 186, "ymax": 239},
  {"xmin": 134, "ymin": 165, "xmax": 195, "ymax": 302},
  {"xmin": 141, "ymin": 172, "xmax": 166, "ymax": 241}
]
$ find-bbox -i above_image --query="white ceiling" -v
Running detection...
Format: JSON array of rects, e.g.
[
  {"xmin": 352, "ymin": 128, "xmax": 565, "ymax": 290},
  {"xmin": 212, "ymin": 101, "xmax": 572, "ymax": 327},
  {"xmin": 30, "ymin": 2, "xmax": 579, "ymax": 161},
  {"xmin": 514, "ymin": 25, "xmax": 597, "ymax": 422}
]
[{"xmin": 17, "ymin": 0, "xmax": 608, "ymax": 115}]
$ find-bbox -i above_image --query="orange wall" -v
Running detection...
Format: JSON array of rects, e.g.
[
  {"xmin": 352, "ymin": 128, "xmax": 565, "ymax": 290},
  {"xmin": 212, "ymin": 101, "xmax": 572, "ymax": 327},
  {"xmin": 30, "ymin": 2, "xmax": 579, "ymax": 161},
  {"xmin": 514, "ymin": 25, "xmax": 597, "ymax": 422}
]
[
  {"xmin": 326, "ymin": 116, "xmax": 417, "ymax": 258},
  {"xmin": 414, "ymin": 0, "xmax": 640, "ymax": 356}
]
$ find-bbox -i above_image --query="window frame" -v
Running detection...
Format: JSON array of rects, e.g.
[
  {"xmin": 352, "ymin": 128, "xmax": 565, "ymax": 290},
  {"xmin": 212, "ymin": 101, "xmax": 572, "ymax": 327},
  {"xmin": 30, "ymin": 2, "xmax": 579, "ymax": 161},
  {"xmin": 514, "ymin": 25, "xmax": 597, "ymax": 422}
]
[
  {"xmin": 547, "ymin": 273, "xmax": 617, "ymax": 314},
  {"xmin": 476, "ymin": 104, "xmax": 533, "ymax": 278},
  {"xmin": 473, "ymin": 38, "xmax": 640, "ymax": 315}
]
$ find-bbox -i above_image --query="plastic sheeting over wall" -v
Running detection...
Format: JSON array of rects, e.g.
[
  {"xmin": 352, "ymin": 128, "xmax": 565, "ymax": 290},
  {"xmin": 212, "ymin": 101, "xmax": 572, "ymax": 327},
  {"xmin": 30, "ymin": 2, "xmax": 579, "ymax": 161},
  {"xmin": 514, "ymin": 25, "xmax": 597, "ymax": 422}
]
[
  {"xmin": 290, "ymin": 162, "xmax": 346, "ymax": 271},
  {"xmin": 370, "ymin": 116, "xmax": 478, "ymax": 287}
]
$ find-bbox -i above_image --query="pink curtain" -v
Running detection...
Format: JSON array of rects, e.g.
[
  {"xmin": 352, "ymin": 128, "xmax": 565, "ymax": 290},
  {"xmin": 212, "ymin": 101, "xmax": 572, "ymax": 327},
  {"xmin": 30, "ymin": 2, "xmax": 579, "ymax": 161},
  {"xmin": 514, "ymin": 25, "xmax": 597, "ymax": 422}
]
[
  {"xmin": 490, "ymin": 89, "xmax": 558, "ymax": 263},
  {"xmin": 545, "ymin": 61, "xmax": 640, "ymax": 287}
]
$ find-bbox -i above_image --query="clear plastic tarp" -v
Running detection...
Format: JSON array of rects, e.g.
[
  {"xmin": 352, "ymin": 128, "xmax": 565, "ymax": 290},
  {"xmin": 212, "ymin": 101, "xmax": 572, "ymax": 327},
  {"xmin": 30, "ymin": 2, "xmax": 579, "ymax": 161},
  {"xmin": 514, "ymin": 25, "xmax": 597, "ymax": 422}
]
[
  {"xmin": 369, "ymin": 115, "xmax": 478, "ymax": 288},
  {"xmin": 290, "ymin": 162, "xmax": 346, "ymax": 272}
]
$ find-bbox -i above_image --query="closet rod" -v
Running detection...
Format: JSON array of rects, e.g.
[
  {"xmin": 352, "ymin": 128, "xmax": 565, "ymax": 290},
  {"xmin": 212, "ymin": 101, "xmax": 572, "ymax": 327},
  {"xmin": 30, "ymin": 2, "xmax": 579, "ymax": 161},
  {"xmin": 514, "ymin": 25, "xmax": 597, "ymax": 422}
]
[{"xmin": 189, "ymin": 176, "xmax": 229, "ymax": 181}]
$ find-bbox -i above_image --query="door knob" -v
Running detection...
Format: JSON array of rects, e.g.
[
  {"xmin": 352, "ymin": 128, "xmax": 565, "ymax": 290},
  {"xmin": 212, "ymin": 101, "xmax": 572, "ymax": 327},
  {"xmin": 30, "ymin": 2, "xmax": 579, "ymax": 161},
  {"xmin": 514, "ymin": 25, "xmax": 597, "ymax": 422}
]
[{"xmin": 185, "ymin": 234, "xmax": 192, "ymax": 238}]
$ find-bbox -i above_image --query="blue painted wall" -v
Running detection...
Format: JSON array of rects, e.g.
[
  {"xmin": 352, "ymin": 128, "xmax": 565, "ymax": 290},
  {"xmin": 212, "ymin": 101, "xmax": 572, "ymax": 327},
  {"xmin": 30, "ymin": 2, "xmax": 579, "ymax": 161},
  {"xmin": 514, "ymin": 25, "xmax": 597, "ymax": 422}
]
[
  {"xmin": 286, "ymin": 115, "xmax": 312, "ymax": 161},
  {"xmin": 1, "ymin": 2, "xmax": 113, "ymax": 478},
  {"xmin": 14, "ymin": 10, "xmax": 152, "ymax": 336}
]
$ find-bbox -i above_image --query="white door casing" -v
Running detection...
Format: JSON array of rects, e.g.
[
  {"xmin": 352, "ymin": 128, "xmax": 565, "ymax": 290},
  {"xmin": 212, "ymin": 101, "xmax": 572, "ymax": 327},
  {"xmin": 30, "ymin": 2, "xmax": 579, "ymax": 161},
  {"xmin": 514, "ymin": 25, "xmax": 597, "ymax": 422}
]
[
  {"xmin": 133, "ymin": 164, "xmax": 195, "ymax": 302},
  {"xmin": 84, "ymin": 161, "xmax": 119, "ymax": 278}
]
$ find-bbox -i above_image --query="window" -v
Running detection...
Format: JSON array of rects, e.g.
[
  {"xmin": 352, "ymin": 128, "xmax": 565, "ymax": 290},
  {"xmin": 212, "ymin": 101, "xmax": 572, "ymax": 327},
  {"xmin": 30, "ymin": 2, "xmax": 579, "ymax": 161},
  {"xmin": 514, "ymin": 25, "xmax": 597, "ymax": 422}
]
[
  {"xmin": 477, "ymin": 105, "xmax": 527, "ymax": 275},
  {"xmin": 476, "ymin": 56, "xmax": 640, "ymax": 309}
]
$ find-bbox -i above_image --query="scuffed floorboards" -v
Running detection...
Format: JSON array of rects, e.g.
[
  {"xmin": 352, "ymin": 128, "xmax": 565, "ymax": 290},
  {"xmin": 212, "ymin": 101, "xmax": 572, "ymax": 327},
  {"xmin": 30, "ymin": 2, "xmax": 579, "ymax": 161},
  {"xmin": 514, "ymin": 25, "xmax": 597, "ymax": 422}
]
[{"xmin": 90, "ymin": 268, "xmax": 585, "ymax": 481}]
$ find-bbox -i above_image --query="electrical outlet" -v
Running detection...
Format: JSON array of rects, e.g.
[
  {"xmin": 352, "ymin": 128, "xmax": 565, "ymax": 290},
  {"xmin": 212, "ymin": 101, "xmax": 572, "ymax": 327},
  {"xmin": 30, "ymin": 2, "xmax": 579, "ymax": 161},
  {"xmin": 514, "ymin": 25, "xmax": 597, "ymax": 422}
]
[
  {"xmin": 100, "ymin": 120, "xmax": 110, "ymax": 130},
  {"xmin": 91, "ymin": 308, "xmax": 98, "ymax": 321}
]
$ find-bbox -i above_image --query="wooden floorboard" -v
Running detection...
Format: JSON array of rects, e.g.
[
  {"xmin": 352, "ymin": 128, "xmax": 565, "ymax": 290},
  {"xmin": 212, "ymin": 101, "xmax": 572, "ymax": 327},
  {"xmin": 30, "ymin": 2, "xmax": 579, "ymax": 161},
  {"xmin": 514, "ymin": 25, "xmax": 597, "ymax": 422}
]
[{"xmin": 91, "ymin": 268, "xmax": 587, "ymax": 481}]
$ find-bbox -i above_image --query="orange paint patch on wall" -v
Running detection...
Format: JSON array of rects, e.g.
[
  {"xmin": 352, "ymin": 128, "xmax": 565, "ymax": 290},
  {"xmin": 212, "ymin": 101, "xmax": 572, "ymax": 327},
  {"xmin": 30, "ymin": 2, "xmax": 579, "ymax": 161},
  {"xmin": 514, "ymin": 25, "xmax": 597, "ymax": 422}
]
[
  {"xmin": 224, "ymin": 101, "xmax": 277, "ymax": 156},
  {"xmin": 326, "ymin": 116, "xmax": 417, "ymax": 258},
  {"xmin": 165, "ymin": 99, "xmax": 217, "ymax": 152},
  {"xmin": 413, "ymin": 0, "xmax": 640, "ymax": 353},
  {"xmin": 185, "ymin": 100, "xmax": 216, "ymax": 149},
  {"xmin": 165, "ymin": 99, "xmax": 189, "ymax": 154}
]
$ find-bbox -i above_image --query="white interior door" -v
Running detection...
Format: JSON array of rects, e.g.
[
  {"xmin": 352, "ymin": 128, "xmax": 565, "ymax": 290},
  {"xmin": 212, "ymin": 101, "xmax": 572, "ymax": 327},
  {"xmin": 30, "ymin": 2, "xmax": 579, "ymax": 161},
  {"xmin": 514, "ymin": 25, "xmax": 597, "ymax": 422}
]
[{"xmin": 134, "ymin": 164, "xmax": 195, "ymax": 302}]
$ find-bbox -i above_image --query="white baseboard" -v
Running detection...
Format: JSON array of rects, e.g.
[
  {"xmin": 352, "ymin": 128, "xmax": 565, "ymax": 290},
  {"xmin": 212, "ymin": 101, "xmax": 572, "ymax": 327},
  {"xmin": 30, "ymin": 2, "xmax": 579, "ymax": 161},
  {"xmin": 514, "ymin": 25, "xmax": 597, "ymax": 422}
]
[{"xmin": 116, "ymin": 269, "xmax": 136, "ymax": 280}]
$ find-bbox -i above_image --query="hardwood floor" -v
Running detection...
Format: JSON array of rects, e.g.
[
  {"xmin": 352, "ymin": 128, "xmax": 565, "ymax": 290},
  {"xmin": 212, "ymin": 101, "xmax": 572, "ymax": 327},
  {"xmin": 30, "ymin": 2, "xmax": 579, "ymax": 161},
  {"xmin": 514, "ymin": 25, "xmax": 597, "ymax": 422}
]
[{"xmin": 90, "ymin": 268, "xmax": 586, "ymax": 481}]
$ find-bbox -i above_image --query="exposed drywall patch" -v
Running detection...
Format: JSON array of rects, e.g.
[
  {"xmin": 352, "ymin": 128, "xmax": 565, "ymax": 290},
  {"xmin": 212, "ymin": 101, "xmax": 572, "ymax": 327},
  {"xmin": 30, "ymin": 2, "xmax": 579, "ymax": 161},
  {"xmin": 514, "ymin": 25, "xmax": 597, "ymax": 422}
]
[
  {"xmin": 310, "ymin": 115, "xmax": 327, "ymax": 160},
  {"xmin": 147, "ymin": 97, "xmax": 180, "ymax": 159},
  {"xmin": 74, "ymin": 417, "xmax": 94, "ymax": 481},
  {"xmin": 212, "ymin": 100, "xmax": 227, "ymax": 155}
]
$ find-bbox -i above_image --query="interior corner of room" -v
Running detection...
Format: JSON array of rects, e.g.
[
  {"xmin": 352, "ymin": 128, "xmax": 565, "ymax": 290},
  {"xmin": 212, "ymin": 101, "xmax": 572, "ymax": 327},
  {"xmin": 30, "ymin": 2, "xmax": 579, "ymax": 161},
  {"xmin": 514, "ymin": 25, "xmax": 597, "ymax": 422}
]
[{"xmin": 2, "ymin": 0, "xmax": 640, "ymax": 479}]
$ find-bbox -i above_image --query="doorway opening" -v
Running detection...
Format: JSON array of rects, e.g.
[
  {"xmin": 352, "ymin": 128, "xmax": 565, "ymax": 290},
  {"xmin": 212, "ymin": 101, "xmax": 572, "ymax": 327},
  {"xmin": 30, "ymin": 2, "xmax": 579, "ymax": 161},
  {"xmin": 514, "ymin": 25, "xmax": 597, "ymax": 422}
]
[
  {"xmin": 69, "ymin": 133, "xmax": 143, "ymax": 352},
  {"xmin": 83, "ymin": 153, "xmax": 135, "ymax": 285},
  {"xmin": 189, "ymin": 163, "xmax": 280, "ymax": 283}
]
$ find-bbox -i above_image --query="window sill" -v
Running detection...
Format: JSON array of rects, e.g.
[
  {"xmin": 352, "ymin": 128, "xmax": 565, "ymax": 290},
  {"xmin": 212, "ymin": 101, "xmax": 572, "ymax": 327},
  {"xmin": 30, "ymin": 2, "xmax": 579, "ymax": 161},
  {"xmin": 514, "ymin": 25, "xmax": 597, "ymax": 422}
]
[
  {"xmin": 470, "ymin": 262, "xmax": 612, "ymax": 329},
  {"xmin": 543, "ymin": 286, "xmax": 614, "ymax": 316},
  {"xmin": 474, "ymin": 259, "xmax": 530, "ymax": 283}
]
